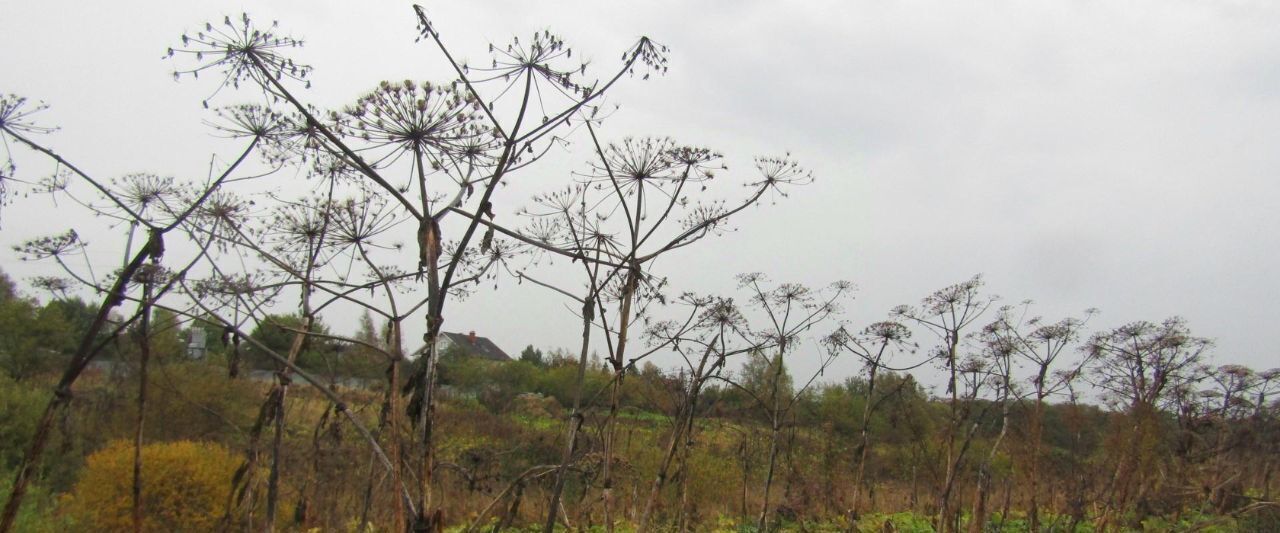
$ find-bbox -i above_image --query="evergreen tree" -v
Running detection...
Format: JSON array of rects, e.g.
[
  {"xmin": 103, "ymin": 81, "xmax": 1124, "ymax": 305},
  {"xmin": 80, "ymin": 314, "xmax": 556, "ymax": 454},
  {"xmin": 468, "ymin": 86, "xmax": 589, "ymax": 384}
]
[
  {"xmin": 0, "ymin": 271, "xmax": 72, "ymax": 380},
  {"xmin": 519, "ymin": 345, "xmax": 545, "ymax": 366}
]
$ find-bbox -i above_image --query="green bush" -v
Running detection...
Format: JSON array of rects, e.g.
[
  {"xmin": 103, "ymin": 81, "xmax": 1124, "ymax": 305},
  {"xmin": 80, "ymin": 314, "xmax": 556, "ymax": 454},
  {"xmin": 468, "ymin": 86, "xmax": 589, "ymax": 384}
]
[
  {"xmin": 0, "ymin": 375, "xmax": 47, "ymax": 470},
  {"xmin": 0, "ymin": 469, "xmax": 71, "ymax": 533}
]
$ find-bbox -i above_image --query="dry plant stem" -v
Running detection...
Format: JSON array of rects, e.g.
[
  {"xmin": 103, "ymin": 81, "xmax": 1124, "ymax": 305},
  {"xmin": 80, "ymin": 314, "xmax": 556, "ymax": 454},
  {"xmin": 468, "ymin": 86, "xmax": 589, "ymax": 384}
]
[
  {"xmin": 1097, "ymin": 417, "xmax": 1143, "ymax": 532},
  {"xmin": 540, "ymin": 200, "xmax": 609, "ymax": 533},
  {"xmin": 264, "ymin": 172, "xmax": 333, "ymax": 531},
  {"xmin": 495, "ymin": 483, "xmax": 524, "ymax": 532},
  {"xmin": 131, "ymin": 280, "xmax": 154, "ymax": 533},
  {"xmin": 939, "ymin": 333, "xmax": 961, "ymax": 533},
  {"xmin": 264, "ymin": 313, "xmax": 313, "ymax": 530},
  {"xmin": 358, "ymin": 451, "xmax": 377, "ymax": 530},
  {"xmin": 467, "ymin": 465, "xmax": 558, "ymax": 533},
  {"xmin": 638, "ymin": 394, "xmax": 692, "ymax": 531},
  {"xmin": 970, "ymin": 371, "xmax": 1011, "ymax": 532},
  {"xmin": 262, "ymin": 302, "xmax": 317, "ymax": 526},
  {"xmin": 414, "ymin": 85, "xmax": 523, "ymax": 528},
  {"xmin": 674, "ymin": 427, "xmax": 694, "ymax": 532},
  {"xmin": 389, "ymin": 321, "xmax": 408, "ymax": 532},
  {"xmin": 940, "ymin": 397, "xmax": 978, "ymax": 533},
  {"xmin": 194, "ymin": 226, "xmax": 384, "ymax": 323},
  {"xmin": 418, "ymin": 258, "xmax": 442, "ymax": 526},
  {"xmin": 757, "ymin": 344, "xmax": 787, "ymax": 532},
  {"xmin": 350, "ymin": 245, "xmax": 410, "ymax": 531},
  {"xmin": 223, "ymin": 388, "xmax": 273, "ymax": 527},
  {"xmin": 1030, "ymin": 384, "xmax": 1046, "ymax": 530},
  {"xmin": 850, "ymin": 358, "xmax": 880, "ymax": 518},
  {"xmin": 637, "ymin": 340, "xmax": 717, "ymax": 532},
  {"xmin": 602, "ymin": 271, "xmax": 638, "ymax": 533},
  {"xmin": 407, "ymin": 74, "xmax": 537, "ymax": 527},
  {"xmin": 542, "ymin": 291, "xmax": 597, "ymax": 533}
]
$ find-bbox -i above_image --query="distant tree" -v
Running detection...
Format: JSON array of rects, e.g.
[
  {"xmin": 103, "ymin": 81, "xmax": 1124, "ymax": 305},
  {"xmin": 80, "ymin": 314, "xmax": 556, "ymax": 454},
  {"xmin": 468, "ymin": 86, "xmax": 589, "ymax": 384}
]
[
  {"xmin": 519, "ymin": 345, "xmax": 545, "ymax": 367},
  {"xmin": 39, "ymin": 298, "xmax": 100, "ymax": 354},
  {"xmin": 342, "ymin": 311, "xmax": 388, "ymax": 380},
  {"xmin": 131, "ymin": 307, "xmax": 186, "ymax": 361},
  {"xmin": 0, "ymin": 273, "xmax": 15, "ymax": 301},
  {"xmin": 0, "ymin": 375, "xmax": 47, "ymax": 471},
  {"xmin": 244, "ymin": 313, "xmax": 337, "ymax": 373},
  {"xmin": 0, "ymin": 271, "xmax": 72, "ymax": 381},
  {"xmin": 738, "ymin": 349, "xmax": 794, "ymax": 410}
]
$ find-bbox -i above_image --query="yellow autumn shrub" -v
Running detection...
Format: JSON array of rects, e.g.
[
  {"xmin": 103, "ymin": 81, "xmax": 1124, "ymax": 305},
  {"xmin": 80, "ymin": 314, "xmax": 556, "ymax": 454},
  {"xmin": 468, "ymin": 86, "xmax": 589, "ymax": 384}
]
[{"xmin": 63, "ymin": 439, "xmax": 238, "ymax": 532}]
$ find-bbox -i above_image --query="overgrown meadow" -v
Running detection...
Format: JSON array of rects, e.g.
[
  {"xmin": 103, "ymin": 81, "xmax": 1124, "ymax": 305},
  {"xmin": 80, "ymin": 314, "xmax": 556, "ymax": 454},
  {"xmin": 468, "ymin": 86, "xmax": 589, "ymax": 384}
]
[{"xmin": 0, "ymin": 7, "xmax": 1276, "ymax": 533}]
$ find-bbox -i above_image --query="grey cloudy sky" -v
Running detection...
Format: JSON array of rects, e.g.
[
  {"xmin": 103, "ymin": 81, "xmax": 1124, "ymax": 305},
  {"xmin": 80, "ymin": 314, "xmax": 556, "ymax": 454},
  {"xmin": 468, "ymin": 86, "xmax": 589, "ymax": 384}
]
[{"xmin": 3, "ymin": 1, "xmax": 1278, "ymax": 389}]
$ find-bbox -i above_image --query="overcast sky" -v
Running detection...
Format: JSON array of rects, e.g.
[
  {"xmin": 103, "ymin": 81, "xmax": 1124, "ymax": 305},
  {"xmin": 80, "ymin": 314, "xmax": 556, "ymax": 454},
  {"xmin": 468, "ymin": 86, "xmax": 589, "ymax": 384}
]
[{"xmin": 3, "ymin": 1, "xmax": 1278, "ymax": 391}]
